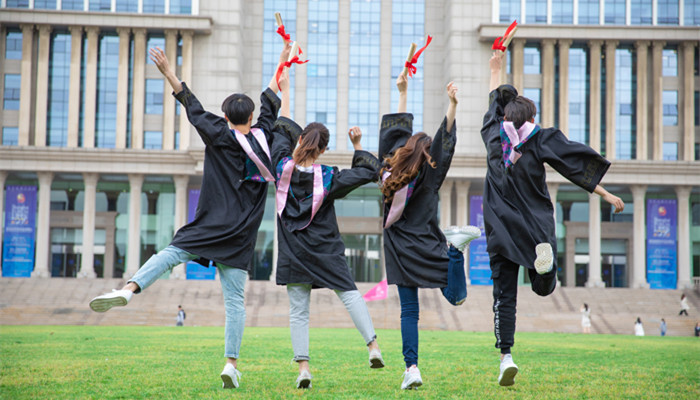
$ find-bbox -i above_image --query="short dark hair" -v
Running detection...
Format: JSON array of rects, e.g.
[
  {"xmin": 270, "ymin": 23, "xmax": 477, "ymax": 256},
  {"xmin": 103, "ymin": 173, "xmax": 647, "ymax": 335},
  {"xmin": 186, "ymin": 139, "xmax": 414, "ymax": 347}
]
[
  {"xmin": 504, "ymin": 96, "xmax": 537, "ymax": 130},
  {"xmin": 221, "ymin": 94, "xmax": 255, "ymax": 125}
]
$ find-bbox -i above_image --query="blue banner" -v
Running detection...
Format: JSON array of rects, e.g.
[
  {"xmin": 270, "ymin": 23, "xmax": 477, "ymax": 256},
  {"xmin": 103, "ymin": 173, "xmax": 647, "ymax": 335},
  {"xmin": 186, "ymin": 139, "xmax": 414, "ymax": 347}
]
[
  {"xmin": 646, "ymin": 198, "xmax": 677, "ymax": 289},
  {"xmin": 469, "ymin": 195, "xmax": 492, "ymax": 285},
  {"xmin": 185, "ymin": 189, "xmax": 216, "ymax": 280},
  {"xmin": 2, "ymin": 186, "xmax": 37, "ymax": 277}
]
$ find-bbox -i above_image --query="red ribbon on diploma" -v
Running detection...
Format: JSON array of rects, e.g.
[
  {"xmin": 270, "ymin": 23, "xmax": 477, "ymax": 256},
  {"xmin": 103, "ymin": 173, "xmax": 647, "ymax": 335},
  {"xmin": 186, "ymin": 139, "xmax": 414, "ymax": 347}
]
[
  {"xmin": 404, "ymin": 35, "xmax": 432, "ymax": 78},
  {"xmin": 276, "ymin": 25, "xmax": 291, "ymax": 42},
  {"xmin": 492, "ymin": 20, "xmax": 518, "ymax": 51},
  {"xmin": 275, "ymin": 55, "xmax": 309, "ymax": 87}
]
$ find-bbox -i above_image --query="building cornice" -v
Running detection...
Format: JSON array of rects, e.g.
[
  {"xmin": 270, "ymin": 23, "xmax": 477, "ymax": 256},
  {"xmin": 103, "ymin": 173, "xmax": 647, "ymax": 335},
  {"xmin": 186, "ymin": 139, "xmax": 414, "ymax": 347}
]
[{"xmin": 478, "ymin": 24, "xmax": 700, "ymax": 44}]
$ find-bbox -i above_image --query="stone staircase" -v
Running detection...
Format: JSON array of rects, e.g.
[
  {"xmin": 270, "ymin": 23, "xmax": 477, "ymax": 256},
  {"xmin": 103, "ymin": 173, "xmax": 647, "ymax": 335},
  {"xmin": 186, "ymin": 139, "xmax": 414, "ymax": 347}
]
[{"xmin": 0, "ymin": 277, "xmax": 697, "ymax": 337}]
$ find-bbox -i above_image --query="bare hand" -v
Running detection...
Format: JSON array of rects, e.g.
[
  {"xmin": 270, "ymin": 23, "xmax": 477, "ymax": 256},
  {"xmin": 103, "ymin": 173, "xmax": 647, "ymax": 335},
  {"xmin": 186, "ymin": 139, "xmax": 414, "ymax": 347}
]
[
  {"xmin": 489, "ymin": 51, "xmax": 504, "ymax": 72},
  {"xmin": 149, "ymin": 47, "xmax": 171, "ymax": 77},
  {"xmin": 446, "ymin": 81, "xmax": 458, "ymax": 104},
  {"xmin": 279, "ymin": 42, "xmax": 292, "ymax": 64},
  {"xmin": 348, "ymin": 127, "xmax": 363, "ymax": 150},
  {"xmin": 278, "ymin": 70, "xmax": 290, "ymax": 93},
  {"xmin": 396, "ymin": 74, "xmax": 408, "ymax": 94},
  {"xmin": 603, "ymin": 193, "xmax": 625, "ymax": 213}
]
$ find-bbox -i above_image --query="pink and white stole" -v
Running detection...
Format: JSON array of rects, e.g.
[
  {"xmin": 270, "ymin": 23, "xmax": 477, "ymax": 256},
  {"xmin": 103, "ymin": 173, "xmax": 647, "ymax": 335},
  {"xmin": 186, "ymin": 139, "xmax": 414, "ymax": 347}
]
[
  {"xmin": 276, "ymin": 159, "xmax": 324, "ymax": 230},
  {"xmin": 233, "ymin": 128, "xmax": 275, "ymax": 182},
  {"xmin": 382, "ymin": 171, "xmax": 409, "ymax": 229}
]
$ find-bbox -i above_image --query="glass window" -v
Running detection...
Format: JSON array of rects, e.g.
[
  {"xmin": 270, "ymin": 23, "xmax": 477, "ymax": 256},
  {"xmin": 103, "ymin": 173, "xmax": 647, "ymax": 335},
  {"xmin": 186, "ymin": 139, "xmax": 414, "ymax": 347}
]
[
  {"xmin": 524, "ymin": 45, "xmax": 541, "ymax": 74},
  {"xmin": 144, "ymin": 131, "xmax": 163, "ymax": 149},
  {"xmin": 262, "ymin": 1, "xmax": 296, "ymax": 117},
  {"xmin": 170, "ymin": 0, "xmax": 192, "ymax": 14},
  {"xmin": 526, "ymin": 0, "xmax": 547, "ymax": 23},
  {"xmin": 686, "ymin": 0, "xmax": 700, "ymax": 26},
  {"xmin": 89, "ymin": 0, "xmax": 111, "ymax": 11},
  {"xmin": 3, "ymin": 74, "xmax": 21, "ymax": 110},
  {"xmin": 692, "ymin": 202, "xmax": 700, "ymax": 226},
  {"xmin": 695, "ymin": 91, "xmax": 699, "ymax": 126},
  {"xmin": 630, "ymin": 0, "xmax": 652, "ymax": 24},
  {"xmin": 569, "ymin": 47, "xmax": 588, "ymax": 144},
  {"xmin": 662, "ymin": 142, "xmax": 678, "ymax": 160},
  {"xmin": 143, "ymin": 0, "xmax": 165, "ymax": 14},
  {"xmin": 116, "ymin": 0, "xmax": 138, "ymax": 12},
  {"xmin": 61, "ymin": 0, "xmax": 84, "ymax": 10},
  {"xmin": 145, "ymin": 79, "xmax": 164, "ymax": 114},
  {"xmin": 615, "ymin": 48, "xmax": 635, "ymax": 159},
  {"xmin": 391, "ymin": 0, "xmax": 425, "ymax": 132},
  {"xmin": 523, "ymin": 88, "xmax": 541, "ymax": 124},
  {"xmin": 578, "ymin": 0, "xmax": 600, "ymax": 24},
  {"xmin": 5, "ymin": 30, "xmax": 22, "ymax": 60},
  {"xmin": 2, "ymin": 127, "xmax": 19, "ymax": 146},
  {"xmin": 47, "ymin": 33, "xmax": 72, "ymax": 147},
  {"xmin": 96, "ymin": 34, "xmax": 119, "ymax": 148},
  {"xmin": 552, "ymin": 0, "xmax": 574, "ymax": 24},
  {"xmin": 604, "ymin": 0, "xmax": 626, "ymax": 24},
  {"xmin": 6, "ymin": 0, "xmax": 30, "ymax": 8},
  {"xmin": 658, "ymin": 0, "xmax": 679, "ymax": 24},
  {"xmin": 663, "ymin": 90, "xmax": 678, "ymax": 126},
  {"xmin": 499, "ymin": 0, "xmax": 521, "ymax": 23},
  {"xmin": 34, "ymin": 0, "xmax": 57, "ymax": 9},
  {"xmin": 662, "ymin": 48, "xmax": 677, "ymax": 76}
]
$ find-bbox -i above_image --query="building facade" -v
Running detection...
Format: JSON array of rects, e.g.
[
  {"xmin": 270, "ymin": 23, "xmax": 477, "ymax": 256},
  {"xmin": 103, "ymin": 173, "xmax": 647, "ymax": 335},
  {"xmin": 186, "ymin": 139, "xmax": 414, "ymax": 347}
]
[{"xmin": 0, "ymin": 0, "xmax": 698, "ymax": 288}]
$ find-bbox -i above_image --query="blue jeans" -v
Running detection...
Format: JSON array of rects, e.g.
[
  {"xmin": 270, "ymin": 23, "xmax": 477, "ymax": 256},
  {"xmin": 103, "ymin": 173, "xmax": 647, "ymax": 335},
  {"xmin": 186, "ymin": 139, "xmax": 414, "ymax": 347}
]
[
  {"xmin": 440, "ymin": 245, "xmax": 467, "ymax": 305},
  {"xmin": 129, "ymin": 245, "xmax": 248, "ymax": 359}
]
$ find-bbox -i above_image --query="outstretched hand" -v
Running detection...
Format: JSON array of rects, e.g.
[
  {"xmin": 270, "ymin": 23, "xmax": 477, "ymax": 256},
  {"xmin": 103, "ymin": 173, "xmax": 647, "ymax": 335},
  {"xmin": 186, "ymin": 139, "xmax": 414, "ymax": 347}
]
[
  {"xmin": 396, "ymin": 74, "xmax": 408, "ymax": 94},
  {"xmin": 489, "ymin": 51, "xmax": 505, "ymax": 72},
  {"xmin": 149, "ymin": 47, "xmax": 172, "ymax": 77},
  {"xmin": 348, "ymin": 127, "xmax": 363, "ymax": 151},
  {"xmin": 603, "ymin": 193, "xmax": 625, "ymax": 213},
  {"xmin": 446, "ymin": 81, "xmax": 458, "ymax": 104}
]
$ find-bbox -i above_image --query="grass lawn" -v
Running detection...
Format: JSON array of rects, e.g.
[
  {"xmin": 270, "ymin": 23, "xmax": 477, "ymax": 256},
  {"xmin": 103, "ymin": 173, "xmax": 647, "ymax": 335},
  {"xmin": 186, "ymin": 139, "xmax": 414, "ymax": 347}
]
[{"xmin": 1, "ymin": 325, "xmax": 698, "ymax": 399}]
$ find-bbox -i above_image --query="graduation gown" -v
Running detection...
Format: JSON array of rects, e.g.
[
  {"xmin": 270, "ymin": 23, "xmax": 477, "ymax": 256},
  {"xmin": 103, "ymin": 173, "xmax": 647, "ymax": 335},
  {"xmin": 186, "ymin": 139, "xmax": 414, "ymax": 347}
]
[
  {"xmin": 272, "ymin": 117, "xmax": 381, "ymax": 291},
  {"xmin": 169, "ymin": 83, "xmax": 280, "ymax": 270},
  {"xmin": 380, "ymin": 113, "xmax": 456, "ymax": 288},
  {"xmin": 481, "ymin": 84, "xmax": 610, "ymax": 270}
]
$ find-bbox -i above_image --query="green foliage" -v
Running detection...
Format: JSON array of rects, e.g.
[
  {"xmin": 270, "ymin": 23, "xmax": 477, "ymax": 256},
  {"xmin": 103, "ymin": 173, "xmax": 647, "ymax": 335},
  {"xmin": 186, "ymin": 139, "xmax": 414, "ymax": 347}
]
[{"xmin": 1, "ymin": 326, "xmax": 698, "ymax": 399}]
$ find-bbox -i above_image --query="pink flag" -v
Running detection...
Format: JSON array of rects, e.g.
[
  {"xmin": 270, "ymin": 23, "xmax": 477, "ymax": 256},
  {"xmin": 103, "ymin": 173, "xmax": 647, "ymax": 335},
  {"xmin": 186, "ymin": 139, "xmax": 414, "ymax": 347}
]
[{"xmin": 363, "ymin": 279, "xmax": 388, "ymax": 302}]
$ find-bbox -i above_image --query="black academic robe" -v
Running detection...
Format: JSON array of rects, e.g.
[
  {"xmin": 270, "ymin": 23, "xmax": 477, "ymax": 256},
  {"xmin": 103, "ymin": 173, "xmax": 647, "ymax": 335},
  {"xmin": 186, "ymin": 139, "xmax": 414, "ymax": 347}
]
[
  {"xmin": 169, "ymin": 83, "xmax": 280, "ymax": 270},
  {"xmin": 272, "ymin": 117, "xmax": 381, "ymax": 291},
  {"xmin": 380, "ymin": 113, "xmax": 456, "ymax": 288},
  {"xmin": 481, "ymin": 84, "xmax": 610, "ymax": 270}
]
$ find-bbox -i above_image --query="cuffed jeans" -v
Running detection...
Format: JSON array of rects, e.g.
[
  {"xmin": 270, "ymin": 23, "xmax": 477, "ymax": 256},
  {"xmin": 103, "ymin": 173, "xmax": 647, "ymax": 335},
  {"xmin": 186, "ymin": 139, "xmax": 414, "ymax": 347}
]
[
  {"xmin": 129, "ymin": 245, "xmax": 248, "ymax": 359},
  {"xmin": 287, "ymin": 284, "xmax": 377, "ymax": 362},
  {"xmin": 440, "ymin": 245, "xmax": 467, "ymax": 305}
]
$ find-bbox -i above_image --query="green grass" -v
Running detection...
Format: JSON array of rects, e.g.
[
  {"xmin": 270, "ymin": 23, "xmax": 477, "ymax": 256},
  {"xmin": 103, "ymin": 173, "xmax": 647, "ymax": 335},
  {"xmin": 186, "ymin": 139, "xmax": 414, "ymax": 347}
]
[{"xmin": 0, "ymin": 326, "xmax": 698, "ymax": 399}]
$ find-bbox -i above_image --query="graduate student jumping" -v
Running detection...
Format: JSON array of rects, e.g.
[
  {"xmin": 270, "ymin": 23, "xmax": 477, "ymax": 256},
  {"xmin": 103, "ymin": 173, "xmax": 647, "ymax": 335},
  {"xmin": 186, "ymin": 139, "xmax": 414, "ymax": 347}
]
[
  {"xmin": 272, "ymin": 69, "xmax": 384, "ymax": 390},
  {"xmin": 89, "ymin": 43, "xmax": 292, "ymax": 390},
  {"xmin": 483, "ymin": 50, "xmax": 625, "ymax": 387}
]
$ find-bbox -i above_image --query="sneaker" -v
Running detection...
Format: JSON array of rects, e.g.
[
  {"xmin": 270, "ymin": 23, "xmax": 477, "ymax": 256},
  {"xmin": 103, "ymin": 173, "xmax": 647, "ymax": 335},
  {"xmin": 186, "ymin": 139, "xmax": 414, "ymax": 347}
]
[
  {"xmin": 401, "ymin": 365, "xmax": 423, "ymax": 390},
  {"xmin": 220, "ymin": 363, "xmax": 241, "ymax": 389},
  {"xmin": 89, "ymin": 289, "xmax": 133, "ymax": 312},
  {"xmin": 369, "ymin": 349, "xmax": 385, "ymax": 369},
  {"xmin": 296, "ymin": 370, "xmax": 312, "ymax": 389},
  {"xmin": 534, "ymin": 243, "xmax": 554, "ymax": 274},
  {"xmin": 498, "ymin": 354, "xmax": 518, "ymax": 386},
  {"xmin": 443, "ymin": 226, "xmax": 482, "ymax": 253}
]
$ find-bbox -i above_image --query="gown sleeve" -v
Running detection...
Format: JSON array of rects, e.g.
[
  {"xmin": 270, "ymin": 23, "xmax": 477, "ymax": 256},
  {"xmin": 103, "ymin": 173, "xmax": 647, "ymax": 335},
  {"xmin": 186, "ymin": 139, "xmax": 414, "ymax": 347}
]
[
  {"xmin": 174, "ymin": 82, "xmax": 229, "ymax": 146},
  {"xmin": 271, "ymin": 117, "xmax": 303, "ymax": 168},
  {"xmin": 425, "ymin": 116, "xmax": 456, "ymax": 189},
  {"xmin": 378, "ymin": 113, "xmax": 413, "ymax": 161},
  {"xmin": 327, "ymin": 150, "xmax": 381, "ymax": 200},
  {"xmin": 481, "ymin": 84, "xmax": 518, "ymax": 147},
  {"xmin": 537, "ymin": 129, "xmax": 611, "ymax": 193},
  {"xmin": 253, "ymin": 88, "xmax": 282, "ymax": 144}
]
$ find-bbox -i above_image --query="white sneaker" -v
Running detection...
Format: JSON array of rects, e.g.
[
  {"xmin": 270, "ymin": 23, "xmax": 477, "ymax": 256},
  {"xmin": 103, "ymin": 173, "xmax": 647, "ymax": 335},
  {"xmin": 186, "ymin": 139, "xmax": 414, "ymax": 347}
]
[
  {"xmin": 89, "ymin": 289, "xmax": 133, "ymax": 312},
  {"xmin": 296, "ymin": 370, "xmax": 312, "ymax": 389},
  {"xmin": 534, "ymin": 243, "xmax": 554, "ymax": 274},
  {"xmin": 401, "ymin": 365, "xmax": 423, "ymax": 390},
  {"xmin": 498, "ymin": 354, "xmax": 518, "ymax": 386},
  {"xmin": 369, "ymin": 349, "xmax": 385, "ymax": 369},
  {"xmin": 444, "ymin": 225, "xmax": 482, "ymax": 253},
  {"xmin": 220, "ymin": 363, "xmax": 241, "ymax": 389}
]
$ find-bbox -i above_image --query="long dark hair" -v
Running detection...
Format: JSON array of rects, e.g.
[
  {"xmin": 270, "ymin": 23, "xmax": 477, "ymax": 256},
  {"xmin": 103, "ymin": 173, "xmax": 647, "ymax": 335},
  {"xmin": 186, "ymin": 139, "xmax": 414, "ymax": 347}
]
[
  {"xmin": 380, "ymin": 132, "xmax": 436, "ymax": 203},
  {"xmin": 293, "ymin": 122, "xmax": 329, "ymax": 165}
]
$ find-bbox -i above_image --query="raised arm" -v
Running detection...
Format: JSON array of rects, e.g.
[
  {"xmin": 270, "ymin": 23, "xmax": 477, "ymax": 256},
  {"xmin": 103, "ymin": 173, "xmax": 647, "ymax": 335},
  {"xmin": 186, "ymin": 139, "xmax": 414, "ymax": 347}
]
[
  {"xmin": 150, "ymin": 47, "xmax": 182, "ymax": 94},
  {"xmin": 396, "ymin": 74, "xmax": 408, "ymax": 113},
  {"xmin": 267, "ymin": 42, "xmax": 293, "ymax": 94},
  {"xmin": 279, "ymin": 69, "xmax": 291, "ymax": 119},
  {"xmin": 349, "ymin": 126, "xmax": 363, "ymax": 151},
  {"xmin": 489, "ymin": 51, "xmax": 505, "ymax": 92},
  {"xmin": 593, "ymin": 185, "xmax": 625, "ymax": 213},
  {"xmin": 445, "ymin": 81, "xmax": 458, "ymax": 132}
]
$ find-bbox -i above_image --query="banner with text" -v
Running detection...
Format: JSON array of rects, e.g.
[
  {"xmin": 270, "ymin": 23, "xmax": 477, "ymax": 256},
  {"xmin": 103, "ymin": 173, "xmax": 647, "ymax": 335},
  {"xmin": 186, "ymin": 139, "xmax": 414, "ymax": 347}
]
[
  {"xmin": 185, "ymin": 189, "xmax": 216, "ymax": 280},
  {"xmin": 2, "ymin": 186, "xmax": 37, "ymax": 277},
  {"xmin": 469, "ymin": 195, "xmax": 492, "ymax": 285},
  {"xmin": 646, "ymin": 198, "xmax": 677, "ymax": 289}
]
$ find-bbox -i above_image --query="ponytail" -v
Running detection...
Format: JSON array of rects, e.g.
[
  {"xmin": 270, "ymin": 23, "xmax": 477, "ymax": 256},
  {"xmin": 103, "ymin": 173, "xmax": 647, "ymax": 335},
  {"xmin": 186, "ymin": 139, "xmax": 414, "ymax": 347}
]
[{"xmin": 293, "ymin": 122, "xmax": 330, "ymax": 165}]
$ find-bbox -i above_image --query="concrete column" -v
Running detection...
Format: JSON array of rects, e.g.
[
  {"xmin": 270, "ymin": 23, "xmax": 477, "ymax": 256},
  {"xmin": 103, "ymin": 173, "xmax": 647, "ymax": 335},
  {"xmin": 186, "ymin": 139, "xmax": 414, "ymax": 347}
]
[
  {"xmin": 676, "ymin": 186, "xmax": 692, "ymax": 289},
  {"xmin": 455, "ymin": 180, "xmax": 471, "ymax": 227},
  {"xmin": 18, "ymin": 24, "xmax": 34, "ymax": 147},
  {"xmin": 634, "ymin": 41, "xmax": 649, "ymax": 160},
  {"xmin": 651, "ymin": 41, "xmax": 665, "ymax": 160},
  {"xmin": 586, "ymin": 192, "xmax": 604, "ymax": 287},
  {"xmin": 511, "ymin": 38, "xmax": 525, "ymax": 92},
  {"xmin": 336, "ymin": 0, "xmax": 350, "ymax": 151},
  {"xmin": 115, "ymin": 28, "xmax": 131, "ymax": 149},
  {"xmin": 439, "ymin": 179, "xmax": 454, "ymax": 229},
  {"xmin": 131, "ymin": 29, "xmax": 147, "ymax": 149},
  {"xmin": 604, "ymin": 40, "xmax": 618, "ymax": 160},
  {"xmin": 125, "ymin": 174, "xmax": 144, "ymax": 278},
  {"xmin": 67, "ymin": 26, "xmax": 83, "ymax": 148},
  {"xmin": 588, "ymin": 40, "xmax": 603, "ymax": 152},
  {"xmin": 681, "ymin": 42, "xmax": 696, "ymax": 161},
  {"xmin": 378, "ymin": 0, "xmax": 392, "ymax": 116},
  {"xmin": 178, "ymin": 30, "xmax": 193, "ymax": 150},
  {"xmin": 79, "ymin": 173, "xmax": 99, "ymax": 278},
  {"xmin": 541, "ymin": 39, "xmax": 556, "ymax": 128},
  {"xmin": 630, "ymin": 185, "xmax": 649, "ymax": 288},
  {"xmin": 294, "ymin": 0, "xmax": 308, "ymax": 127},
  {"xmin": 171, "ymin": 175, "xmax": 189, "ymax": 279},
  {"xmin": 32, "ymin": 172, "xmax": 53, "ymax": 278},
  {"xmin": 163, "ymin": 30, "xmax": 178, "ymax": 150},
  {"xmin": 34, "ymin": 25, "xmax": 52, "ymax": 147},
  {"xmin": 558, "ymin": 40, "xmax": 572, "ymax": 136},
  {"xmin": 83, "ymin": 27, "xmax": 100, "ymax": 148}
]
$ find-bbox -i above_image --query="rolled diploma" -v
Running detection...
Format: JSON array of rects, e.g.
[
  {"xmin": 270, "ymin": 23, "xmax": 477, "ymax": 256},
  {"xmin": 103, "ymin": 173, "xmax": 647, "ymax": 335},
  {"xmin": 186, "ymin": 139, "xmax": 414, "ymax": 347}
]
[
  {"xmin": 401, "ymin": 43, "xmax": 418, "ymax": 76},
  {"xmin": 500, "ymin": 25, "xmax": 519, "ymax": 50}
]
